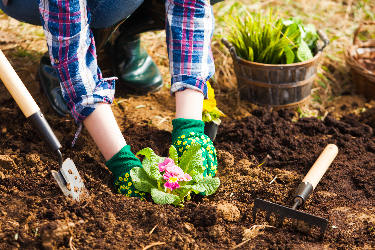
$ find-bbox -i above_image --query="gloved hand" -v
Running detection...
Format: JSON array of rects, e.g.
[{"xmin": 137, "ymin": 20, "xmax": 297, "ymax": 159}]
[
  {"xmin": 172, "ymin": 118, "xmax": 218, "ymax": 177},
  {"xmin": 105, "ymin": 145, "xmax": 146, "ymax": 199}
]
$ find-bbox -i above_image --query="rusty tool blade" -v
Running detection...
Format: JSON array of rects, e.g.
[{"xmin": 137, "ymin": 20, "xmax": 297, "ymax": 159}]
[{"xmin": 52, "ymin": 158, "xmax": 88, "ymax": 201}]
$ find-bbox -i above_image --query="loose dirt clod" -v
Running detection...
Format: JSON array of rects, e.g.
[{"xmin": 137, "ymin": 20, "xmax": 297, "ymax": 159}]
[
  {"xmin": 237, "ymin": 159, "xmax": 254, "ymax": 175},
  {"xmin": 26, "ymin": 154, "xmax": 41, "ymax": 165},
  {"xmin": 0, "ymin": 155, "xmax": 17, "ymax": 170},
  {"xmin": 216, "ymin": 203, "xmax": 241, "ymax": 222},
  {"xmin": 209, "ymin": 225, "xmax": 225, "ymax": 239},
  {"xmin": 41, "ymin": 220, "xmax": 75, "ymax": 250},
  {"xmin": 217, "ymin": 150, "xmax": 234, "ymax": 170},
  {"xmin": 183, "ymin": 222, "xmax": 195, "ymax": 233}
]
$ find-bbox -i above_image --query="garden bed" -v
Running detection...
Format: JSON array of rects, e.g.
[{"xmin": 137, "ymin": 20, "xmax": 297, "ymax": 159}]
[{"xmin": 0, "ymin": 103, "xmax": 374, "ymax": 249}]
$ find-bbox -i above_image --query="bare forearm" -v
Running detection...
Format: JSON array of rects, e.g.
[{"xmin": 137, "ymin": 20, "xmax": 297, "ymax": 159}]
[
  {"xmin": 83, "ymin": 103, "xmax": 126, "ymax": 161},
  {"xmin": 175, "ymin": 89, "xmax": 204, "ymax": 120}
]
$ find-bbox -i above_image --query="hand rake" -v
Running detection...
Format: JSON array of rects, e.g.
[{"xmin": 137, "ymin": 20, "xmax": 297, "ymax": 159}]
[{"xmin": 253, "ymin": 144, "xmax": 338, "ymax": 239}]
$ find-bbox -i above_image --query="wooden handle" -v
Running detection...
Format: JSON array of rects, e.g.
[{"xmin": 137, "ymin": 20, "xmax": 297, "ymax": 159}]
[
  {"xmin": 0, "ymin": 49, "xmax": 39, "ymax": 117},
  {"xmin": 317, "ymin": 29, "xmax": 330, "ymax": 50},
  {"xmin": 302, "ymin": 144, "xmax": 338, "ymax": 189}
]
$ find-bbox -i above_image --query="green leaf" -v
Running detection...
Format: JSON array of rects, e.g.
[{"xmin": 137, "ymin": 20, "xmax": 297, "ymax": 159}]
[
  {"xmin": 296, "ymin": 40, "xmax": 313, "ymax": 62},
  {"xmin": 169, "ymin": 145, "xmax": 179, "ymax": 165},
  {"xmin": 194, "ymin": 176, "xmax": 220, "ymax": 195},
  {"xmin": 137, "ymin": 147, "xmax": 164, "ymax": 181},
  {"xmin": 130, "ymin": 167, "xmax": 158, "ymax": 193},
  {"xmin": 202, "ymin": 112, "xmax": 212, "ymax": 123},
  {"xmin": 174, "ymin": 185, "xmax": 194, "ymax": 198},
  {"xmin": 303, "ymin": 24, "xmax": 319, "ymax": 49},
  {"xmin": 189, "ymin": 184, "xmax": 207, "ymax": 193},
  {"xmin": 142, "ymin": 157, "xmax": 163, "ymax": 181},
  {"xmin": 179, "ymin": 143, "xmax": 204, "ymax": 175},
  {"xmin": 321, "ymin": 66, "xmax": 330, "ymax": 73},
  {"xmin": 192, "ymin": 173, "xmax": 204, "ymax": 183},
  {"xmin": 317, "ymin": 80, "xmax": 327, "ymax": 89},
  {"xmin": 284, "ymin": 46, "xmax": 295, "ymax": 64},
  {"xmin": 326, "ymin": 54, "xmax": 342, "ymax": 62},
  {"xmin": 248, "ymin": 46, "xmax": 254, "ymax": 61},
  {"xmin": 136, "ymin": 147, "xmax": 154, "ymax": 159},
  {"xmin": 151, "ymin": 188, "xmax": 180, "ymax": 205}
]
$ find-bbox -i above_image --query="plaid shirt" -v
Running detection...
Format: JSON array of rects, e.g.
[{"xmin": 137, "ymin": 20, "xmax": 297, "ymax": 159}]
[
  {"xmin": 37, "ymin": 0, "xmax": 116, "ymax": 125},
  {"xmin": 38, "ymin": 0, "xmax": 215, "ymax": 123},
  {"xmin": 166, "ymin": 0, "xmax": 215, "ymax": 98}
]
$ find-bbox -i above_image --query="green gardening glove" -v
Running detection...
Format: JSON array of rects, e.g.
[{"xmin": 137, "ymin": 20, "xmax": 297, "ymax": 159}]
[
  {"xmin": 105, "ymin": 145, "xmax": 146, "ymax": 199},
  {"xmin": 172, "ymin": 118, "xmax": 218, "ymax": 177}
]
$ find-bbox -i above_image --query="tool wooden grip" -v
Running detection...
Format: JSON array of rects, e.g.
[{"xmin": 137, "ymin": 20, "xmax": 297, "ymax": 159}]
[
  {"xmin": 0, "ymin": 49, "xmax": 39, "ymax": 118},
  {"xmin": 302, "ymin": 144, "xmax": 338, "ymax": 189}
]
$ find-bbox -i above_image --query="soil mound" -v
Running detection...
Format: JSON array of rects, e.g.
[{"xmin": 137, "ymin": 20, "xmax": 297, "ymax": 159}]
[{"xmin": 0, "ymin": 106, "xmax": 374, "ymax": 249}]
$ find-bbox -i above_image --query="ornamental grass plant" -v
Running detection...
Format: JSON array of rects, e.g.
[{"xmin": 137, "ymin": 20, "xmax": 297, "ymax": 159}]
[{"xmin": 226, "ymin": 8, "xmax": 319, "ymax": 64}]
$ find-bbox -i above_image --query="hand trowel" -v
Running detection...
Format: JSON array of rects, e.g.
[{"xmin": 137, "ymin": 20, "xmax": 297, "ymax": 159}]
[{"xmin": 0, "ymin": 49, "xmax": 88, "ymax": 201}]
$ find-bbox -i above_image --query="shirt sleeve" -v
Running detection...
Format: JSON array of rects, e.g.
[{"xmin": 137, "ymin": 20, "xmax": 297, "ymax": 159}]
[
  {"xmin": 165, "ymin": 0, "xmax": 215, "ymax": 99},
  {"xmin": 37, "ymin": 0, "xmax": 116, "ymax": 123}
]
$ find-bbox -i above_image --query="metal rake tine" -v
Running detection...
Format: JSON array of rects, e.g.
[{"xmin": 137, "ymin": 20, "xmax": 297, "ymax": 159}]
[
  {"xmin": 277, "ymin": 215, "xmax": 285, "ymax": 227},
  {"xmin": 252, "ymin": 208, "xmax": 258, "ymax": 223},
  {"xmin": 265, "ymin": 211, "xmax": 272, "ymax": 222}
]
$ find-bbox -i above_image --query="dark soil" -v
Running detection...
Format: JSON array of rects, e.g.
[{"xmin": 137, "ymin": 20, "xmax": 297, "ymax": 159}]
[{"xmin": 1, "ymin": 101, "xmax": 375, "ymax": 249}]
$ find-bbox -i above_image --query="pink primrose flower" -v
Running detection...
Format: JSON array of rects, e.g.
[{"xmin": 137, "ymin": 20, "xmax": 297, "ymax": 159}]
[
  {"xmin": 158, "ymin": 158, "xmax": 175, "ymax": 172},
  {"xmin": 164, "ymin": 165, "xmax": 192, "ymax": 182},
  {"xmin": 166, "ymin": 165, "xmax": 184, "ymax": 176},
  {"xmin": 160, "ymin": 158, "xmax": 192, "ymax": 191},
  {"xmin": 163, "ymin": 172, "xmax": 180, "ymax": 190},
  {"xmin": 163, "ymin": 171, "xmax": 175, "ymax": 181}
]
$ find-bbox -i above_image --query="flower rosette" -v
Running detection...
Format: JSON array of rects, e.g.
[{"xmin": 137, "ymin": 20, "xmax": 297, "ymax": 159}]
[{"xmin": 130, "ymin": 144, "xmax": 220, "ymax": 206}]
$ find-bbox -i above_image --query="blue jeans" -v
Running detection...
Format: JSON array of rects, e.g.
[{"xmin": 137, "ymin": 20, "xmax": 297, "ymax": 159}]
[{"xmin": 0, "ymin": 0, "xmax": 144, "ymax": 28}]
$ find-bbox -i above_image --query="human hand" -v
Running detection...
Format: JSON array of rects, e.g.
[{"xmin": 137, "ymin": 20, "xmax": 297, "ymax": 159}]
[
  {"xmin": 172, "ymin": 118, "xmax": 218, "ymax": 177},
  {"xmin": 105, "ymin": 145, "xmax": 146, "ymax": 199}
]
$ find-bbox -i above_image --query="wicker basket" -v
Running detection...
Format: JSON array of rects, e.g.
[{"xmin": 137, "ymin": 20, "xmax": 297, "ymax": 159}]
[{"xmin": 345, "ymin": 21, "xmax": 375, "ymax": 100}]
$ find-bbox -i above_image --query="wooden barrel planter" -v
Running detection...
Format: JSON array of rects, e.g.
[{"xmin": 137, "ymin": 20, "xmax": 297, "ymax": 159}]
[{"xmin": 222, "ymin": 31, "xmax": 330, "ymax": 108}]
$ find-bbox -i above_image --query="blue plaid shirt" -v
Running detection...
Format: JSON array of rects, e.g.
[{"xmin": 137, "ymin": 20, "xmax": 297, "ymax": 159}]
[{"xmin": 38, "ymin": 0, "xmax": 215, "ymax": 124}]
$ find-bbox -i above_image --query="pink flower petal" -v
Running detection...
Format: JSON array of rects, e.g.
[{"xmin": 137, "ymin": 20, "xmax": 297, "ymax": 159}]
[
  {"xmin": 166, "ymin": 165, "xmax": 184, "ymax": 176},
  {"xmin": 183, "ymin": 173, "xmax": 192, "ymax": 181},
  {"xmin": 164, "ymin": 180, "xmax": 180, "ymax": 190},
  {"xmin": 163, "ymin": 172, "xmax": 174, "ymax": 181},
  {"xmin": 158, "ymin": 158, "xmax": 175, "ymax": 172}
]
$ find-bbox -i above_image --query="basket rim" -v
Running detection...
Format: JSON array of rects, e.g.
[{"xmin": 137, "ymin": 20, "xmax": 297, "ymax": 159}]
[
  {"xmin": 233, "ymin": 51, "xmax": 322, "ymax": 69},
  {"xmin": 345, "ymin": 44, "xmax": 375, "ymax": 81}
]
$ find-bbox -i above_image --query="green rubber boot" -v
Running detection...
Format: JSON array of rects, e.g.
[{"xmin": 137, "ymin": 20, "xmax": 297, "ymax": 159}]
[
  {"xmin": 111, "ymin": 34, "xmax": 163, "ymax": 93},
  {"xmin": 36, "ymin": 52, "xmax": 70, "ymax": 117}
]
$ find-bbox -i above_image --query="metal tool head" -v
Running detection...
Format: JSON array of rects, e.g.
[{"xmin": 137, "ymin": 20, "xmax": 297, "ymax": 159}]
[
  {"xmin": 52, "ymin": 158, "xmax": 88, "ymax": 201},
  {"xmin": 252, "ymin": 198, "xmax": 328, "ymax": 239}
]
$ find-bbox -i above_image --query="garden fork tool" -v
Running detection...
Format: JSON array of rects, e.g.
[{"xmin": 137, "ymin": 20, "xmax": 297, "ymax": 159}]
[
  {"xmin": 0, "ymin": 49, "xmax": 87, "ymax": 201},
  {"xmin": 253, "ymin": 144, "xmax": 338, "ymax": 239}
]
